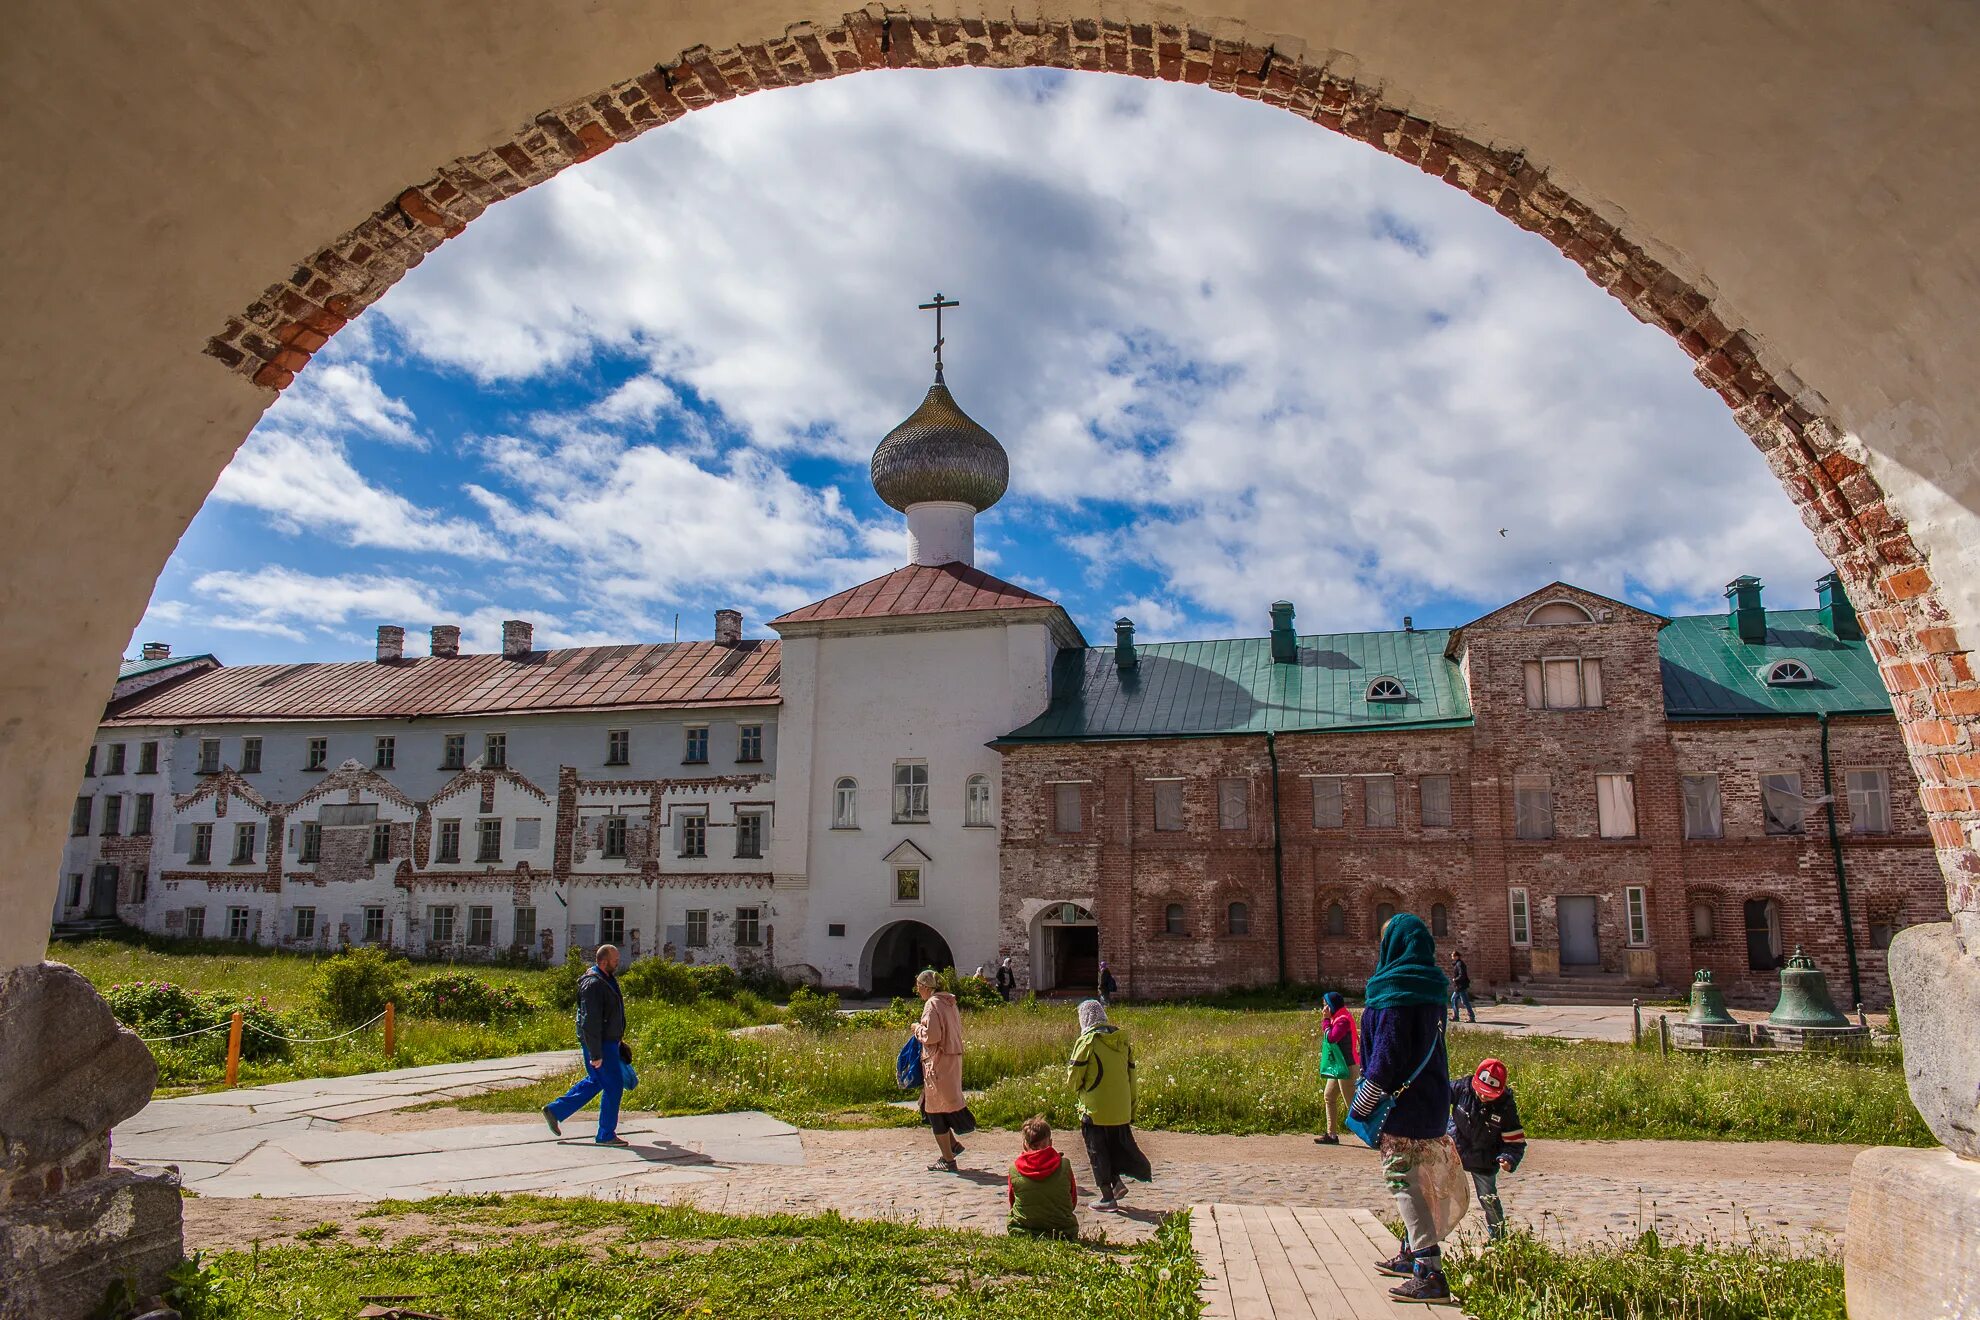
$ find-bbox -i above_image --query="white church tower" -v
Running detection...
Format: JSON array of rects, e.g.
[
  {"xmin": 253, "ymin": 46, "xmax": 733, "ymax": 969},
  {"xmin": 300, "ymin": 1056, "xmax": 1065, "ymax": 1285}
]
[{"xmin": 768, "ymin": 295, "xmax": 1084, "ymax": 993}]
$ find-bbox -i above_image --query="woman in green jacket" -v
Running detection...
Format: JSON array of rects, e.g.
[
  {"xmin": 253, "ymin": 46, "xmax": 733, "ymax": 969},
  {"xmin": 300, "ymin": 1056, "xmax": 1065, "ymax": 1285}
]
[{"xmin": 1069, "ymin": 999, "xmax": 1151, "ymax": 1210}]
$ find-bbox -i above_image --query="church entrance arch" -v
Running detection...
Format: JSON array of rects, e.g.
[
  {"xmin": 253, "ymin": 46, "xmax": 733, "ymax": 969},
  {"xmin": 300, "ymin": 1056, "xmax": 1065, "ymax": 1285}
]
[
  {"xmin": 1030, "ymin": 902, "xmax": 1099, "ymax": 998},
  {"xmin": 863, "ymin": 919, "xmax": 954, "ymax": 998}
]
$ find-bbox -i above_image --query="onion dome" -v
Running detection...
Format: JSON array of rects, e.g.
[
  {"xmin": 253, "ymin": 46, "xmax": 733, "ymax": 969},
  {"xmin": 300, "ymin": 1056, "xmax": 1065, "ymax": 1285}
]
[{"xmin": 869, "ymin": 381, "xmax": 1009, "ymax": 513}]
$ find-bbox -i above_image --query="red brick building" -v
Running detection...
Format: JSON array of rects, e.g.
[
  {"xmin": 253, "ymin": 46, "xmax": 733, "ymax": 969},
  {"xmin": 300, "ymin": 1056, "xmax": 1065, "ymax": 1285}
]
[{"xmin": 995, "ymin": 576, "xmax": 1942, "ymax": 1007}]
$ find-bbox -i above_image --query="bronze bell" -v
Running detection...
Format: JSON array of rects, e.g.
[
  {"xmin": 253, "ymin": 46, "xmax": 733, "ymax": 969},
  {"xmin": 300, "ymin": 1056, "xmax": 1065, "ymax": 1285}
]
[
  {"xmin": 1768, "ymin": 947, "xmax": 1852, "ymax": 1028},
  {"xmin": 1685, "ymin": 968, "xmax": 1737, "ymax": 1025}
]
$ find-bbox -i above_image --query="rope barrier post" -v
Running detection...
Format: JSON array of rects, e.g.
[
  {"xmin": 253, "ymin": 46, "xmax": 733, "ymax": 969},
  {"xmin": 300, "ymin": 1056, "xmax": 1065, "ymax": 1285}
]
[
  {"xmin": 384, "ymin": 1001, "xmax": 396, "ymax": 1058},
  {"xmin": 225, "ymin": 1010, "xmax": 244, "ymax": 1087}
]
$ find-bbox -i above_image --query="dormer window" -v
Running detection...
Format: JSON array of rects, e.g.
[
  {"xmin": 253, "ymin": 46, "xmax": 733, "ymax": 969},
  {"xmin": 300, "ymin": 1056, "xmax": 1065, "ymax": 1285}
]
[
  {"xmin": 1525, "ymin": 600, "xmax": 1595, "ymax": 625},
  {"xmin": 1365, "ymin": 677, "xmax": 1408, "ymax": 702},
  {"xmin": 1763, "ymin": 659, "xmax": 1815, "ymax": 686}
]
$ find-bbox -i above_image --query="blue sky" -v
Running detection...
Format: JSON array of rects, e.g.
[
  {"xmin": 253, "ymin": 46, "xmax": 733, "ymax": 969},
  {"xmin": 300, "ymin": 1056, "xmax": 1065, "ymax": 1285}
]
[{"xmin": 135, "ymin": 69, "xmax": 1827, "ymax": 664}]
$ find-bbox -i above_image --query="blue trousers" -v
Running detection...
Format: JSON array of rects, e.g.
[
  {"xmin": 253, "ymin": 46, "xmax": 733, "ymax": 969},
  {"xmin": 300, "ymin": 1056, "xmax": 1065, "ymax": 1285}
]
[
  {"xmin": 1450, "ymin": 988, "xmax": 1476, "ymax": 1022},
  {"xmin": 545, "ymin": 1038, "xmax": 622, "ymax": 1142}
]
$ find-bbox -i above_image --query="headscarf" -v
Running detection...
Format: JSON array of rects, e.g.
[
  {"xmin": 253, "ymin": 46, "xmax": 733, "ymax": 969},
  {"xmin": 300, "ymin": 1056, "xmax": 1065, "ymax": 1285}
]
[
  {"xmin": 1361, "ymin": 912, "xmax": 1450, "ymax": 1010},
  {"xmin": 1322, "ymin": 990, "xmax": 1344, "ymax": 1014},
  {"xmin": 1077, "ymin": 998, "xmax": 1110, "ymax": 1033}
]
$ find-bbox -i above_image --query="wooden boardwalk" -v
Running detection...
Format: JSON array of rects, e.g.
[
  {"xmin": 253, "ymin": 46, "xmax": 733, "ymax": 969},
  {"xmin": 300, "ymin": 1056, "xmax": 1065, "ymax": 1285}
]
[{"xmin": 1190, "ymin": 1203, "xmax": 1467, "ymax": 1317}]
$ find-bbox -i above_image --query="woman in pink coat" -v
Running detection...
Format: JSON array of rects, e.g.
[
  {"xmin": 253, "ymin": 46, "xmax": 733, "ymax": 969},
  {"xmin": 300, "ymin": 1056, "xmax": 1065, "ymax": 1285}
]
[{"xmin": 913, "ymin": 968, "xmax": 976, "ymax": 1171}]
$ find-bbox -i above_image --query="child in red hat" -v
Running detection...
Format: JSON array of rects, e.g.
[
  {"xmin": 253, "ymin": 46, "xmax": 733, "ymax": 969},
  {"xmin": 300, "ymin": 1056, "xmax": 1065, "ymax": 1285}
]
[{"xmin": 1448, "ymin": 1057, "xmax": 1525, "ymax": 1241}]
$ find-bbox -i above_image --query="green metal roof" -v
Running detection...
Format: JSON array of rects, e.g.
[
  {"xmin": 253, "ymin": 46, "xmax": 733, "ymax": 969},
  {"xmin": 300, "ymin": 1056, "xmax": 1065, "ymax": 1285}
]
[
  {"xmin": 117, "ymin": 654, "xmax": 215, "ymax": 679},
  {"xmin": 999, "ymin": 629, "xmax": 1473, "ymax": 742},
  {"xmin": 1658, "ymin": 608, "xmax": 1890, "ymax": 719}
]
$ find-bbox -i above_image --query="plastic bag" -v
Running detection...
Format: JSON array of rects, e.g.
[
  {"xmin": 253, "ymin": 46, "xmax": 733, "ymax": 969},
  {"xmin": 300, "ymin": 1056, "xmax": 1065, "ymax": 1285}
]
[
  {"xmin": 896, "ymin": 1035, "xmax": 924, "ymax": 1089},
  {"xmin": 1421, "ymin": 1136, "xmax": 1472, "ymax": 1240}
]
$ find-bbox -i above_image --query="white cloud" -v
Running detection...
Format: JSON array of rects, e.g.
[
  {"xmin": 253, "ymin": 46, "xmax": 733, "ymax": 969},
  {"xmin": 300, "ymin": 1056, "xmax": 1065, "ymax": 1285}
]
[
  {"xmin": 190, "ymin": 567, "xmax": 447, "ymax": 635},
  {"xmin": 263, "ymin": 362, "xmax": 424, "ymax": 448}
]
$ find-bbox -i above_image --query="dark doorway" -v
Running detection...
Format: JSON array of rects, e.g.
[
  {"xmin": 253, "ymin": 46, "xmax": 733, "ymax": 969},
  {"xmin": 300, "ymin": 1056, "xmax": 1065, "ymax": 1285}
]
[
  {"xmin": 88, "ymin": 865, "xmax": 119, "ymax": 918},
  {"xmin": 1745, "ymin": 898, "xmax": 1783, "ymax": 971},
  {"xmin": 868, "ymin": 920, "xmax": 953, "ymax": 997},
  {"xmin": 1046, "ymin": 924, "xmax": 1100, "ymax": 997}
]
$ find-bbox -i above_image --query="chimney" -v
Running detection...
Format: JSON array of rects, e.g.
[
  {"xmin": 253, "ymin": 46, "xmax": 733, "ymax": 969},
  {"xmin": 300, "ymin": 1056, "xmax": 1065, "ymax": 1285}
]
[
  {"xmin": 714, "ymin": 609, "xmax": 743, "ymax": 645},
  {"xmin": 430, "ymin": 624, "xmax": 461, "ymax": 658},
  {"xmin": 139, "ymin": 641, "xmax": 171, "ymax": 661},
  {"xmin": 375, "ymin": 625, "xmax": 405, "ymax": 663},
  {"xmin": 502, "ymin": 619, "xmax": 534, "ymax": 659},
  {"xmin": 1114, "ymin": 617, "xmax": 1138, "ymax": 670},
  {"xmin": 1818, "ymin": 571, "xmax": 1862, "ymax": 641},
  {"xmin": 1725, "ymin": 576, "xmax": 1767, "ymax": 644},
  {"xmin": 1270, "ymin": 601, "xmax": 1298, "ymax": 664},
  {"xmin": 1403, "ymin": 615, "xmax": 1415, "ymax": 633}
]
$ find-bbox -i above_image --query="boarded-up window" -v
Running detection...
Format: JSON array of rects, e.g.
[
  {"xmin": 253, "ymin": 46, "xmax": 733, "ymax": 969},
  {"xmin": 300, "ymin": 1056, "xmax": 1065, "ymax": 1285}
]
[
  {"xmin": 1846, "ymin": 769, "xmax": 1892, "ymax": 835},
  {"xmin": 514, "ymin": 817, "xmax": 542, "ymax": 851},
  {"xmin": 1325, "ymin": 902, "xmax": 1347, "ymax": 937},
  {"xmin": 1217, "ymin": 778, "xmax": 1248, "ymax": 831},
  {"xmin": 1596, "ymin": 773, "xmax": 1637, "ymax": 838},
  {"xmin": 1419, "ymin": 775, "xmax": 1452, "ymax": 828},
  {"xmin": 1152, "ymin": 780, "xmax": 1185, "ymax": 832},
  {"xmin": 1054, "ymin": 783, "xmax": 1084, "ymax": 833},
  {"xmin": 1514, "ymin": 777, "xmax": 1553, "ymax": 840},
  {"xmin": 1682, "ymin": 775, "xmax": 1722, "ymax": 839},
  {"xmin": 1527, "ymin": 657, "xmax": 1602, "ymax": 708},
  {"xmin": 1227, "ymin": 902, "xmax": 1250, "ymax": 935},
  {"xmin": 1362, "ymin": 776, "xmax": 1397, "ymax": 829},
  {"xmin": 1163, "ymin": 903, "xmax": 1186, "ymax": 936},
  {"xmin": 1761, "ymin": 773, "xmax": 1805, "ymax": 835},
  {"xmin": 1311, "ymin": 777, "xmax": 1345, "ymax": 829}
]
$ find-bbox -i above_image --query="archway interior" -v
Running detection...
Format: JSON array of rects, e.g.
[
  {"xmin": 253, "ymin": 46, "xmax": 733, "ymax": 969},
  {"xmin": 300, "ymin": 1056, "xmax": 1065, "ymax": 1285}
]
[
  {"xmin": 869, "ymin": 920, "xmax": 953, "ymax": 997},
  {"xmin": 1032, "ymin": 903, "xmax": 1099, "ymax": 997}
]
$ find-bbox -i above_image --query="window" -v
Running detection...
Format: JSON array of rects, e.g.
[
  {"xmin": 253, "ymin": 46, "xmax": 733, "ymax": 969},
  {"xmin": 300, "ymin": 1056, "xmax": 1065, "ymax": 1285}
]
[
  {"xmin": 232, "ymin": 822, "xmax": 256, "ymax": 864},
  {"xmin": 738, "ymin": 725, "xmax": 763, "ymax": 762},
  {"xmin": 362, "ymin": 906, "xmax": 384, "ymax": 943},
  {"xmin": 190, "ymin": 822, "xmax": 213, "ymax": 864},
  {"xmin": 685, "ymin": 909, "xmax": 709, "ymax": 948},
  {"xmin": 227, "ymin": 906, "xmax": 251, "ymax": 941},
  {"xmin": 1309, "ymin": 777, "xmax": 1345, "ymax": 829},
  {"xmin": 184, "ymin": 906, "xmax": 207, "ymax": 938},
  {"xmin": 513, "ymin": 906, "xmax": 536, "ymax": 947},
  {"xmin": 131, "ymin": 871, "xmax": 147, "ymax": 905},
  {"xmin": 1846, "ymin": 769, "xmax": 1892, "ymax": 835},
  {"xmin": 683, "ymin": 727, "xmax": 708, "ymax": 764},
  {"xmin": 894, "ymin": 865, "xmax": 923, "ymax": 903},
  {"xmin": 1524, "ymin": 657, "xmax": 1604, "ymax": 709},
  {"xmin": 1153, "ymin": 779, "xmax": 1185, "ymax": 832},
  {"xmin": 306, "ymin": 737, "xmax": 328, "ymax": 770},
  {"xmin": 1054, "ymin": 782, "xmax": 1085, "ymax": 833},
  {"xmin": 70, "ymin": 796, "xmax": 90, "ymax": 836},
  {"xmin": 476, "ymin": 818, "xmax": 502, "ymax": 862},
  {"xmin": 606, "ymin": 729, "xmax": 630, "ymax": 765},
  {"xmin": 603, "ymin": 816, "xmax": 628, "ymax": 859},
  {"xmin": 1365, "ymin": 676, "xmax": 1408, "ymax": 701},
  {"xmin": 66, "ymin": 874, "xmax": 83, "ymax": 907},
  {"xmin": 1596, "ymin": 773, "xmax": 1638, "ymax": 838},
  {"xmin": 107, "ymin": 743, "xmax": 126, "ymax": 775},
  {"xmin": 678, "ymin": 811, "xmax": 707, "ymax": 858},
  {"xmin": 1509, "ymin": 889, "xmax": 1531, "ymax": 946},
  {"xmin": 735, "ymin": 810, "xmax": 765, "ymax": 858},
  {"xmin": 240, "ymin": 737, "xmax": 261, "ymax": 774},
  {"xmin": 299, "ymin": 821, "xmax": 322, "ymax": 863},
  {"xmin": 599, "ymin": 906, "xmax": 625, "ymax": 946},
  {"xmin": 100, "ymin": 794, "xmax": 121, "ymax": 836},
  {"xmin": 1869, "ymin": 912, "xmax": 1900, "ymax": 952},
  {"xmin": 1375, "ymin": 901, "xmax": 1397, "ymax": 930},
  {"xmin": 133, "ymin": 793, "xmax": 153, "ymax": 836},
  {"xmin": 1430, "ymin": 902, "xmax": 1450, "ymax": 938},
  {"xmin": 1626, "ymin": 886, "xmax": 1650, "ymax": 946},
  {"xmin": 84, "ymin": 745, "xmax": 96, "ymax": 777},
  {"xmin": 1325, "ymin": 902, "xmax": 1347, "ymax": 938},
  {"xmin": 370, "ymin": 822, "xmax": 392, "ymax": 863},
  {"xmin": 1682, "ymin": 774, "xmax": 1723, "ymax": 840},
  {"xmin": 198, "ymin": 738, "xmax": 221, "ymax": 774},
  {"xmin": 429, "ymin": 905, "xmax": 457, "ymax": 943},
  {"xmin": 1218, "ymin": 777, "xmax": 1249, "ymax": 830},
  {"xmin": 1761, "ymin": 772, "xmax": 1805, "ymax": 835},
  {"xmin": 1692, "ymin": 899, "xmax": 1715, "ymax": 941},
  {"xmin": 1420, "ymin": 775, "xmax": 1452, "ymax": 828},
  {"xmin": 1163, "ymin": 903, "xmax": 1186, "ymax": 936},
  {"xmin": 139, "ymin": 741, "xmax": 159, "ymax": 774},
  {"xmin": 1362, "ymin": 775, "xmax": 1397, "ymax": 829},
  {"xmin": 833, "ymin": 777, "xmax": 858, "ymax": 828},
  {"xmin": 468, "ymin": 905, "xmax": 494, "ymax": 946},
  {"xmin": 1526, "ymin": 600, "xmax": 1594, "ymax": 625},
  {"xmin": 1745, "ymin": 898, "xmax": 1784, "ymax": 970},
  {"xmin": 1227, "ymin": 901, "xmax": 1251, "ymax": 935},
  {"xmin": 1764, "ymin": 659, "xmax": 1815, "ymax": 686},
  {"xmin": 735, "ymin": 906, "xmax": 761, "ymax": 947},
  {"xmin": 374, "ymin": 736, "xmax": 395, "ymax": 770},
  {"xmin": 1514, "ymin": 777, "xmax": 1554, "ymax": 840},
  {"xmin": 442, "ymin": 734, "xmax": 466, "ymax": 770},
  {"xmin": 894, "ymin": 762, "xmax": 930, "ymax": 822},
  {"xmin": 964, "ymin": 774, "xmax": 993, "ymax": 827},
  {"xmin": 436, "ymin": 819, "xmax": 461, "ymax": 864},
  {"xmin": 294, "ymin": 907, "xmax": 316, "ymax": 941},
  {"xmin": 484, "ymin": 733, "xmax": 507, "ymax": 769}
]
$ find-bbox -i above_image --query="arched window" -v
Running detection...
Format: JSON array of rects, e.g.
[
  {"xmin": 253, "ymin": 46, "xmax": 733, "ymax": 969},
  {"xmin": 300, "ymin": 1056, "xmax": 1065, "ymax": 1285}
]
[
  {"xmin": 1325, "ymin": 902, "xmax": 1347, "ymax": 938},
  {"xmin": 1164, "ymin": 903, "xmax": 1186, "ymax": 936},
  {"xmin": 1525, "ymin": 600, "xmax": 1595, "ymax": 625},
  {"xmin": 1227, "ymin": 901, "xmax": 1251, "ymax": 936},
  {"xmin": 1365, "ymin": 676, "xmax": 1408, "ymax": 702},
  {"xmin": 1763, "ymin": 659, "xmax": 1815, "ymax": 686},
  {"xmin": 832, "ymin": 777, "xmax": 857, "ymax": 829},
  {"xmin": 1430, "ymin": 902, "xmax": 1449, "ymax": 938},
  {"xmin": 1691, "ymin": 900, "xmax": 1715, "ymax": 941},
  {"xmin": 964, "ymin": 774, "xmax": 992, "ymax": 827},
  {"xmin": 1375, "ymin": 901, "xmax": 1397, "ymax": 931}
]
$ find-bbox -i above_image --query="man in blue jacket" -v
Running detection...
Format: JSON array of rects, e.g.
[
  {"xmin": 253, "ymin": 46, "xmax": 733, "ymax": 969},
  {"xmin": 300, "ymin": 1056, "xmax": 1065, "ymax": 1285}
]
[{"xmin": 542, "ymin": 943, "xmax": 628, "ymax": 1146}]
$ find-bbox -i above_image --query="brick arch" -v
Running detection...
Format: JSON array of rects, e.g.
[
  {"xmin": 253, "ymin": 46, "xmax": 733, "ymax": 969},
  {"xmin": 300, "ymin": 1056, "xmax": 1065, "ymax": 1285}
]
[{"xmin": 199, "ymin": 8, "xmax": 1977, "ymax": 921}]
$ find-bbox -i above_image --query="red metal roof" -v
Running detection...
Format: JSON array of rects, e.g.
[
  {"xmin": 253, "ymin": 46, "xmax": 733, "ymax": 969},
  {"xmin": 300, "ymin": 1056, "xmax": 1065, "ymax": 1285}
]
[
  {"xmin": 101, "ymin": 641, "xmax": 781, "ymax": 725},
  {"xmin": 770, "ymin": 562, "xmax": 1058, "ymax": 627}
]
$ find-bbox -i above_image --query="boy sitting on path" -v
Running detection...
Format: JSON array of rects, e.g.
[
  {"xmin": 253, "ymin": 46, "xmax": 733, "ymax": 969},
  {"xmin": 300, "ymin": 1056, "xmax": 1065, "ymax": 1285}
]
[
  {"xmin": 1449, "ymin": 1057, "xmax": 1526, "ymax": 1241},
  {"xmin": 1007, "ymin": 1114, "xmax": 1079, "ymax": 1240}
]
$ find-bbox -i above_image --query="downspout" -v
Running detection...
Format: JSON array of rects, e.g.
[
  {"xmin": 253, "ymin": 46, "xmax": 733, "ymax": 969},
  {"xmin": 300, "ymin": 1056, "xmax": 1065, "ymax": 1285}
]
[
  {"xmin": 1265, "ymin": 731, "xmax": 1287, "ymax": 989},
  {"xmin": 1818, "ymin": 713, "xmax": 1864, "ymax": 1007}
]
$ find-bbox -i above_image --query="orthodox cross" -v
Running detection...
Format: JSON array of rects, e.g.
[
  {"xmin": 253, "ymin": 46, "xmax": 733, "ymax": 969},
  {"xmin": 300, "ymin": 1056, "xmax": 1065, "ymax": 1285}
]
[{"xmin": 918, "ymin": 292, "xmax": 959, "ymax": 383}]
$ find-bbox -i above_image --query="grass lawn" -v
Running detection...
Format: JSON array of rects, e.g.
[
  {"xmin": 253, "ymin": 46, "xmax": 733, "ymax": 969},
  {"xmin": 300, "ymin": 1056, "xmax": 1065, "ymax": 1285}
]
[
  {"xmin": 1446, "ymin": 1229, "xmax": 1845, "ymax": 1319},
  {"xmin": 165, "ymin": 1196, "xmax": 1204, "ymax": 1320}
]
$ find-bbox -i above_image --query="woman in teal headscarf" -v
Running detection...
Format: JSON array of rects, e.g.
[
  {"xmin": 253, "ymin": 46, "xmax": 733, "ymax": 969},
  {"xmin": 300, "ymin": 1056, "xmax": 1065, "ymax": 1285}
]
[{"xmin": 1350, "ymin": 913, "xmax": 1456, "ymax": 1304}]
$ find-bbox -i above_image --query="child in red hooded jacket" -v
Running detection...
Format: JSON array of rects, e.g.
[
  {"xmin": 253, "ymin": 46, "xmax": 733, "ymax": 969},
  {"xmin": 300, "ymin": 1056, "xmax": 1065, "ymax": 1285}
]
[{"xmin": 1007, "ymin": 1115, "xmax": 1079, "ymax": 1240}]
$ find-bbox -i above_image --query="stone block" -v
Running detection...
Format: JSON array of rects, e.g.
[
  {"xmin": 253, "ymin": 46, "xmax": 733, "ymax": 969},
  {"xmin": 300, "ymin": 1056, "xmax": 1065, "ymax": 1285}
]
[
  {"xmin": 0, "ymin": 1164, "xmax": 184, "ymax": 1320},
  {"xmin": 1888, "ymin": 922, "xmax": 1980, "ymax": 1157},
  {"xmin": 1846, "ymin": 1146, "xmax": 1980, "ymax": 1320},
  {"xmin": 0, "ymin": 962, "xmax": 157, "ymax": 1168}
]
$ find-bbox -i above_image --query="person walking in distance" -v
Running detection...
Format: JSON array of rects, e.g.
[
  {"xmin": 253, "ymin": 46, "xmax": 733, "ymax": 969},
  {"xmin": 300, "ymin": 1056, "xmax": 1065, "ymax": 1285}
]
[
  {"xmin": 1315, "ymin": 990, "xmax": 1360, "ymax": 1145},
  {"xmin": 1449, "ymin": 950, "xmax": 1477, "ymax": 1024},
  {"xmin": 1098, "ymin": 960, "xmax": 1119, "ymax": 1005},
  {"xmin": 542, "ymin": 943, "xmax": 629, "ymax": 1147},
  {"xmin": 996, "ymin": 956, "xmax": 1016, "ymax": 1003}
]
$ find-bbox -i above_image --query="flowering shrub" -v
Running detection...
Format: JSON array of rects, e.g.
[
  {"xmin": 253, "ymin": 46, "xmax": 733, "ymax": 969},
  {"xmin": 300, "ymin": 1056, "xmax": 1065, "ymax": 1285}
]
[
  {"xmin": 105, "ymin": 980, "xmax": 291, "ymax": 1062},
  {"xmin": 105, "ymin": 980, "xmax": 213, "ymax": 1039},
  {"xmin": 315, "ymin": 946, "xmax": 407, "ymax": 1026},
  {"xmin": 400, "ymin": 971, "xmax": 534, "ymax": 1023}
]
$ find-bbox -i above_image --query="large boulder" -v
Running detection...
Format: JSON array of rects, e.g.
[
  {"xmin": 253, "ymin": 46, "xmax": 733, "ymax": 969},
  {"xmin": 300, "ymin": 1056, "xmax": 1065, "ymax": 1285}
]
[
  {"xmin": 1847, "ymin": 1146, "xmax": 1980, "ymax": 1320},
  {"xmin": 2, "ymin": 1165, "xmax": 185, "ymax": 1320},
  {"xmin": 0, "ymin": 961, "xmax": 158, "ymax": 1167},
  {"xmin": 1888, "ymin": 922, "xmax": 1980, "ymax": 1159}
]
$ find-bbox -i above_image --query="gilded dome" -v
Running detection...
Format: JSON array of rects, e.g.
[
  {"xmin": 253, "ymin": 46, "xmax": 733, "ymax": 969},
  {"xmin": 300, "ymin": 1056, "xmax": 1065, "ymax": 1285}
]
[{"xmin": 869, "ymin": 381, "xmax": 1009, "ymax": 513}]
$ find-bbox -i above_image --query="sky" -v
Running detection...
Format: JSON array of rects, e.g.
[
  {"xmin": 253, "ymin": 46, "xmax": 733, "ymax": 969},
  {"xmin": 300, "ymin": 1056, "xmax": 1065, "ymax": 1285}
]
[{"xmin": 133, "ymin": 68, "xmax": 1829, "ymax": 664}]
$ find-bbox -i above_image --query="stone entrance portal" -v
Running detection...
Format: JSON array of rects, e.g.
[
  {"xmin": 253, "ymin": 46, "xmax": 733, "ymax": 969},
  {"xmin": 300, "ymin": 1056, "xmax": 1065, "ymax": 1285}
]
[
  {"xmin": 866, "ymin": 920, "xmax": 953, "ymax": 998},
  {"xmin": 1031, "ymin": 902, "xmax": 1099, "ymax": 997}
]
